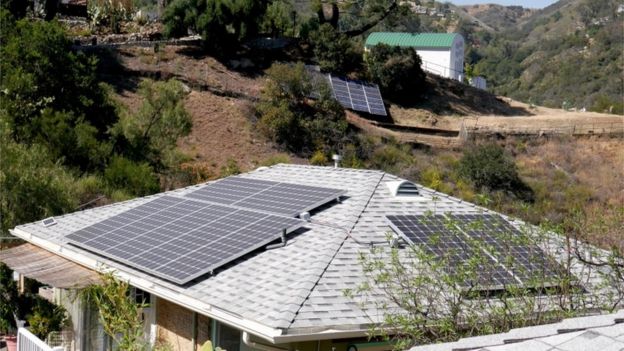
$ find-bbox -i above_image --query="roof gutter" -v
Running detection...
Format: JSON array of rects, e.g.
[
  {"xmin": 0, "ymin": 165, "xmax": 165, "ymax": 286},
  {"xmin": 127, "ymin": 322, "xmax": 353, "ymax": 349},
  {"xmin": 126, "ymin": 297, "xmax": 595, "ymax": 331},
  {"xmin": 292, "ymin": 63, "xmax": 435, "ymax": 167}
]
[
  {"xmin": 9, "ymin": 228, "xmax": 285, "ymax": 344},
  {"xmin": 242, "ymin": 332, "xmax": 288, "ymax": 351}
]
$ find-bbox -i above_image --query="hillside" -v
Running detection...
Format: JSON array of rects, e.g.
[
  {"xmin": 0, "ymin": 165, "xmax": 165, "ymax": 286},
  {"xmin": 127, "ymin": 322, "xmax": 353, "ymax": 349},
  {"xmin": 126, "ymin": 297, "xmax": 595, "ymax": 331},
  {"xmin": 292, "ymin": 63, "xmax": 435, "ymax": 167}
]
[
  {"xmin": 458, "ymin": 4, "xmax": 537, "ymax": 32},
  {"xmin": 463, "ymin": 0, "xmax": 623, "ymax": 112}
]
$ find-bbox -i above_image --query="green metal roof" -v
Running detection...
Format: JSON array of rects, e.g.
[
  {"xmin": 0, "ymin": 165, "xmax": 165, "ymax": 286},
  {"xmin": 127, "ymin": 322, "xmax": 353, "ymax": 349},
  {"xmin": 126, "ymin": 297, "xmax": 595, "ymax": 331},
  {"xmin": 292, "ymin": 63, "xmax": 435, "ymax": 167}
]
[{"xmin": 365, "ymin": 32, "xmax": 460, "ymax": 48}]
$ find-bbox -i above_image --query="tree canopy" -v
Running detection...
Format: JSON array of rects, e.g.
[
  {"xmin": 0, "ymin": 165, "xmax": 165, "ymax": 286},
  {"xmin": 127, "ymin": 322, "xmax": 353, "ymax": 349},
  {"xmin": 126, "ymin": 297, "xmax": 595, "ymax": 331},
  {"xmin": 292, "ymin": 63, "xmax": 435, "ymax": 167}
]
[{"xmin": 365, "ymin": 43, "xmax": 427, "ymax": 102}]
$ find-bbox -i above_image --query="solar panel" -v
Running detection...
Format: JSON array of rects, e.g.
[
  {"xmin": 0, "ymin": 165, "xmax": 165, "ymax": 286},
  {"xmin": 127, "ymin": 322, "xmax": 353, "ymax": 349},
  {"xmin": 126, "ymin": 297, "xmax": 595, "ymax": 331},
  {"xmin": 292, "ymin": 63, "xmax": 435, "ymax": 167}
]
[
  {"xmin": 451, "ymin": 214, "xmax": 563, "ymax": 285},
  {"xmin": 184, "ymin": 177, "xmax": 346, "ymax": 217},
  {"xmin": 67, "ymin": 196, "xmax": 304, "ymax": 284},
  {"xmin": 387, "ymin": 214, "xmax": 518, "ymax": 289},
  {"xmin": 328, "ymin": 75, "xmax": 387, "ymax": 116}
]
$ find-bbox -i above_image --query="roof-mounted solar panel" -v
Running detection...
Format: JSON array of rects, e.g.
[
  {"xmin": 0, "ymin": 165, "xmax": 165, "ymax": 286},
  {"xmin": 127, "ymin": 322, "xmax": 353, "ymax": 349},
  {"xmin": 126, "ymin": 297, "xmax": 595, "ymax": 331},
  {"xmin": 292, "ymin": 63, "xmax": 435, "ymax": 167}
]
[
  {"xmin": 386, "ymin": 214, "xmax": 564, "ymax": 291},
  {"xmin": 67, "ymin": 196, "xmax": 304, "ymax": 285},
  {"xmin": 42, "ymin": 217, "xmax": 57, "ymax": 227},
  {"xmin": 66, "ymin": 177, "xmax": 346, "ymax": 285},
  {"xmin": 184, "ymin": 177, "xmax": 346, "ymax": 217}
]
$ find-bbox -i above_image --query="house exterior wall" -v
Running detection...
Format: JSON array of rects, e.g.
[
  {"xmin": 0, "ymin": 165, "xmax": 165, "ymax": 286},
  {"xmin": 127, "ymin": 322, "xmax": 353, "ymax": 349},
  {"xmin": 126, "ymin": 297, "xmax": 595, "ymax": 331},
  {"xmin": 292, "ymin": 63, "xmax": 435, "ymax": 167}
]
[
  {"xmin": 413, "ymin": 36, "xmax": 464, "ymax": 81},
  {"xmin": 156, "ymin": 297, "xmax": 211, "ymax": 351},
  {"xmin": 416, "ymin": 48, "xmax": 452, "ymax": 79}
]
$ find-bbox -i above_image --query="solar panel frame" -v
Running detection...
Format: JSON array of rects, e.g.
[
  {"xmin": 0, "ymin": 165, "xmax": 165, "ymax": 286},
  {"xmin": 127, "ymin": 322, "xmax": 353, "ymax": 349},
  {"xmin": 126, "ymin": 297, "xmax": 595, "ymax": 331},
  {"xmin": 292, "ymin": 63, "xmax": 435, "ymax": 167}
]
[{"xmin": 66, "ymin": 195, "xmax": 304, "ymax": 285}]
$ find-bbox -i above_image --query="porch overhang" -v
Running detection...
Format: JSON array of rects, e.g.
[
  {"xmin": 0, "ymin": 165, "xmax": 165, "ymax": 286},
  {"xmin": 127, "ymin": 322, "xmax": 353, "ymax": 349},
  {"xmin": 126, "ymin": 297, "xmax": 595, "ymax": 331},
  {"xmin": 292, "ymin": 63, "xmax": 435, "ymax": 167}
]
[{"xmin": 0, "ymin": 243, "xmax": 101, "ymax": 289}]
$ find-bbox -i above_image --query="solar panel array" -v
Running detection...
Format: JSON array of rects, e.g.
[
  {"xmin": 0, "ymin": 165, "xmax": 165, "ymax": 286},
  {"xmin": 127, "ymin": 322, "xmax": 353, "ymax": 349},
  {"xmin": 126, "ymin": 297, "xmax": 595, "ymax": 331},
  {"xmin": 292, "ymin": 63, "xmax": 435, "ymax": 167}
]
[
  {"xmin": 329, "ymin": 75, "xmax": 387, "ymax": 116},
  {"xmin": 387, "ymin": 214, "xmax": 561, "ymax": 290},
  {"xmin": 67, "ymin": 177, "xmax": 346, "ymax": 285},
  {"xmin": 67, "ymin": 196, "xmax": 304, "ymax": 284},
  {"xmin": 185, "ymin": 177, "xmax": 346, "ymax": 217}
]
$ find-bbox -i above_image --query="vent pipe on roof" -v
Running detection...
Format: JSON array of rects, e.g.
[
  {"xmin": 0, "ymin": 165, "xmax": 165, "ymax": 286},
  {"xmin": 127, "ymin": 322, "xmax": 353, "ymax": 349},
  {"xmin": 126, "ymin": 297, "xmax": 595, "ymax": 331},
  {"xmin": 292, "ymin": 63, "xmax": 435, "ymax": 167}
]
[{"xmin": 332, "ymin": 154, "xmax": 342, "ymax": 168}]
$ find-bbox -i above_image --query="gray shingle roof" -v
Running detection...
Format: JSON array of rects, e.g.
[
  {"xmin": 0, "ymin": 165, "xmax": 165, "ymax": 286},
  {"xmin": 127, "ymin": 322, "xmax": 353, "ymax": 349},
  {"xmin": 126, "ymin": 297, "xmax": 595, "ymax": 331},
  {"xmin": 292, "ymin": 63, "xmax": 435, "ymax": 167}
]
[
  {"xmin": 9, "ymin": 164, "xmax": 617, "ymax": 340},
  {"xmin": 409, "ymin": 310, "xmax": 624, "ymax": 351}
]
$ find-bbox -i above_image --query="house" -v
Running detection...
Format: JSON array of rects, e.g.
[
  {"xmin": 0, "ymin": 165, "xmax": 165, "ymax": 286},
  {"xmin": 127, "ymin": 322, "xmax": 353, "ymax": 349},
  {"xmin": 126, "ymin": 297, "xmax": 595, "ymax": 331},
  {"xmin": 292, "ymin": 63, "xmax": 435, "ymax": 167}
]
[
  {"xmin": 1, "ymin": 164, "xmax": 618, "ymax": 351},
  {"xmin": 365, "ymin": 32, "xmax": 465, "ymax": 81}
]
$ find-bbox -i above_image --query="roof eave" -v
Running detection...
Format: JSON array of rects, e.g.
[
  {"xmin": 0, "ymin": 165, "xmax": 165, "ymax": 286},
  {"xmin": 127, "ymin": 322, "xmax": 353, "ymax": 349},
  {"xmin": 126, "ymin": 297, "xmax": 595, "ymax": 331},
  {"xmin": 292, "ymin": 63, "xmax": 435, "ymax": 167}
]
[
  {"xmin": 9, "ymin": 227, "xmax": 286, "ymax": 344},
  {"xmin": 272, "ymin": 328, "xmax": 371, "ymax": 343}
]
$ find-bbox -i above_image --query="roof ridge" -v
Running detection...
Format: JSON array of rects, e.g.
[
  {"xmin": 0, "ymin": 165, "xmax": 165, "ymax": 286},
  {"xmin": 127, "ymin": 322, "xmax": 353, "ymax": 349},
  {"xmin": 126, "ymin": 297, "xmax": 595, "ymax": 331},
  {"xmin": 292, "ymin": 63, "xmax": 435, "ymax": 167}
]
[{"xmin": 285, "ymin": 171, "xmax": 387, "ymax": 330}]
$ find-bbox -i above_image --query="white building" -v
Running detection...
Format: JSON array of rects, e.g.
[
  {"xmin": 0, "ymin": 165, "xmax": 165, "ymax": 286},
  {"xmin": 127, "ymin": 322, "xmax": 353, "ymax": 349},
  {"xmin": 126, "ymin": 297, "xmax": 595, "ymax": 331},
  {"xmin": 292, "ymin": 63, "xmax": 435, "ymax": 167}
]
[{"xmin": 365, "ymin": 32, "xmax": 465, "ymax": 81}]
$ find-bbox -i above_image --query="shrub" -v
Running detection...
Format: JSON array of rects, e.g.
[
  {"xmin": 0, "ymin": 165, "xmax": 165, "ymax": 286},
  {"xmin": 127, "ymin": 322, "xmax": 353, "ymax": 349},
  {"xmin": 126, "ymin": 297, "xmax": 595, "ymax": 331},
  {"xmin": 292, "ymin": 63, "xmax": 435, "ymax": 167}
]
[
  {"xmin": 257, "ymin": 62, "xmax": 348, "ymax": 155},
  {"xmin": 104, "ymin": 156, "xmax": 160, "ymax": 197},
  {"xmin": 220, "ymin": 159, "xmax": 241, "ymax": 177},
  {"xmin": 310, "ymin": 150, "xmax": 329, "ymax": 166},
  {"xmin": 369, "ymin": 142, "xmax": 414, "ymax": 174},
  {"xmin": 260, "ymin": 154, "xmax": 291, "ymax": 167},
  {"xmin": 26, "ymin": 296, "xmax": 68, "ymax": 339},
  {"xmin": 457, "ymin": 143, "xmax": 533, "ymax": 201}
]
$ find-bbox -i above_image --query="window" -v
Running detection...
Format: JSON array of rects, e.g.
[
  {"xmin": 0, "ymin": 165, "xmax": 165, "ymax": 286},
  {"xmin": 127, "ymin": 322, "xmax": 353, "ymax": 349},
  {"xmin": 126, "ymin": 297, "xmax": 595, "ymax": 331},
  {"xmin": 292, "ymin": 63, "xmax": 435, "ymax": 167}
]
[
  {"xmin": 131, "ymin": 287, "xmax": 151, "ymax": 304},
  {"xmin": 214, "ymin": 321, "xmax": 241, "ymax": 351}
]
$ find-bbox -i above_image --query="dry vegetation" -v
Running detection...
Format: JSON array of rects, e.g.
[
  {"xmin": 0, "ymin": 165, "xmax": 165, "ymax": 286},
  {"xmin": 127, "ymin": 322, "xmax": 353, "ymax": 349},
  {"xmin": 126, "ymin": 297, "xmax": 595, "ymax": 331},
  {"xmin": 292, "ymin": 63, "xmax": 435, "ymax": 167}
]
[{"xmin": 104, "ymin": 43, "xmax": 622, "ymax": 252}]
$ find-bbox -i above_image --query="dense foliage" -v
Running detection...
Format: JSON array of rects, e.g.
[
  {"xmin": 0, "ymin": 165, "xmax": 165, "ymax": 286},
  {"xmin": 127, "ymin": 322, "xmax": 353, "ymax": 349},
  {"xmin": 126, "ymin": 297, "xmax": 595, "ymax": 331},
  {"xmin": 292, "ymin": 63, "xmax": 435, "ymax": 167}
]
[
  {"xmin": 257, "ymin": 62, "xmax": 348, "ymax": 155},
  {"xmin": 163, "ymin": 0, "xmax": 270, "ymax": 51},
  {"xmin": 0, "ymin": 13, "xmax": 191, "ymax": 239},
  {"xmin": 310, "ymin": 23, "xmax": 361, "ymax": 73},
  {"xmin": 365, "ymin": 43, "xmax": 427, "ymax": 102},
  {"xmin": 1, "ymin": 12, "xmax": 117, "ymax": 171}
]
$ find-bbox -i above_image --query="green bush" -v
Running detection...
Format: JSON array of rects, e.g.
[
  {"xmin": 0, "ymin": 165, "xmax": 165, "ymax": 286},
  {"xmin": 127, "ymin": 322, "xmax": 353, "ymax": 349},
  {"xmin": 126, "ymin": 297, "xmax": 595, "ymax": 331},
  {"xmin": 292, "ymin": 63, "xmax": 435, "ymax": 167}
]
[
  {"xmin": 365, "ymin": 43, "xmax": 427, "ymax": 102},
  {"xmin": 220, "ymin": 159, "xmax": 241, "ymax": 177},
  {"xmin": 26, "ymin": 296, "xmax": 68, "ymax": 339},
  {"xmin": 257, "ymin": 62, "xmax": 348, "ymax": 155},
  {"xmin": 309, "ymin": 150, "xmax": 329, "ymax": 166},
  {"xmin": 457, "ymin": 143, "xmax": 533, "ymax": 201},
  {"xmin": 104, "ymin": 156, "xmax": 160, "ymax": 197}
]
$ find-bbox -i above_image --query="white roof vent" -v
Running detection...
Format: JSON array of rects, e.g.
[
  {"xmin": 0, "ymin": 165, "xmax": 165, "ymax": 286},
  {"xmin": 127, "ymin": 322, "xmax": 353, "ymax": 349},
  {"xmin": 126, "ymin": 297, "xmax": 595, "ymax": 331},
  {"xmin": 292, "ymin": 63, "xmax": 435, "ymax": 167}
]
[{"xmin": 386, "ymin": 180, "xmax": 420, "ymax": 197}]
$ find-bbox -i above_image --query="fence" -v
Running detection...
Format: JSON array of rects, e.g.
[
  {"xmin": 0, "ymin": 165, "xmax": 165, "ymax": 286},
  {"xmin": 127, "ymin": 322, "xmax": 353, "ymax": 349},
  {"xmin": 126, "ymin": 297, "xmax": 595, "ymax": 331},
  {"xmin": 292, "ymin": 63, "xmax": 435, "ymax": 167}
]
[
  {"xmin": 459, "ymin": 120, "xmax": 624, "ymax": 141},
  {"xmin": 17, "ymin": 328, "xmax": 63, "ymax": 351}
]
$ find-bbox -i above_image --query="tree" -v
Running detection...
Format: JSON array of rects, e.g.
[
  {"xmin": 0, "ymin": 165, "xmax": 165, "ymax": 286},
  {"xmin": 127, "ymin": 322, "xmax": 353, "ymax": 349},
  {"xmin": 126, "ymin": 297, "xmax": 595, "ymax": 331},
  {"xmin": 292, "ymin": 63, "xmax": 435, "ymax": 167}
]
[
  {"xmin": 162, "ymin": 0, "xmax": 270, "ymax": 51},
  {"xmin": 0, "ymin": 124, "xmax": 77, "ymax": 236},
  {"xmin": 310, "ymin": 23, "xmax": 360, "ymax": 73},
  {"xmin": 261, "ymin": 0, "xmax": 296, "ymax": 37},
  {"xmin": 0, "ymin": 13, "xmax": 117, "ymax": 171},
  {"xmin": 114, "ymin": 79, "xmax": 192, "ymax": 170},
  {"xmin": 365, "ymin": 43, "xmax": 427, "ymax": 102},
  {"xmin": 257, "ymin": 62, "xmax": 347, "ymax": 154}
]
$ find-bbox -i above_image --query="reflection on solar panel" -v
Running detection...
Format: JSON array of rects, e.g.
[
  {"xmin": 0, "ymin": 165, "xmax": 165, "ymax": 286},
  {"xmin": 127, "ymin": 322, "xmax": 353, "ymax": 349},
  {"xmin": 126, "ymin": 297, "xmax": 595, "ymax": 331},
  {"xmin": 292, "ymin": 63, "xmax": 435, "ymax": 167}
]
[
  {"xmin": 329, "ymin": 75, "xmax": 387, "ymax": 116},
  {"xmin": 185, "ymin": 177, "xmax": 346, "ymax": 217},
  {"xmin": 387, "ymin": 214, "xmax": 562, "ymax": 290},
  {"xmin": 67, "ymin": 196, "xmax": 304, "ymax": 284}
]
